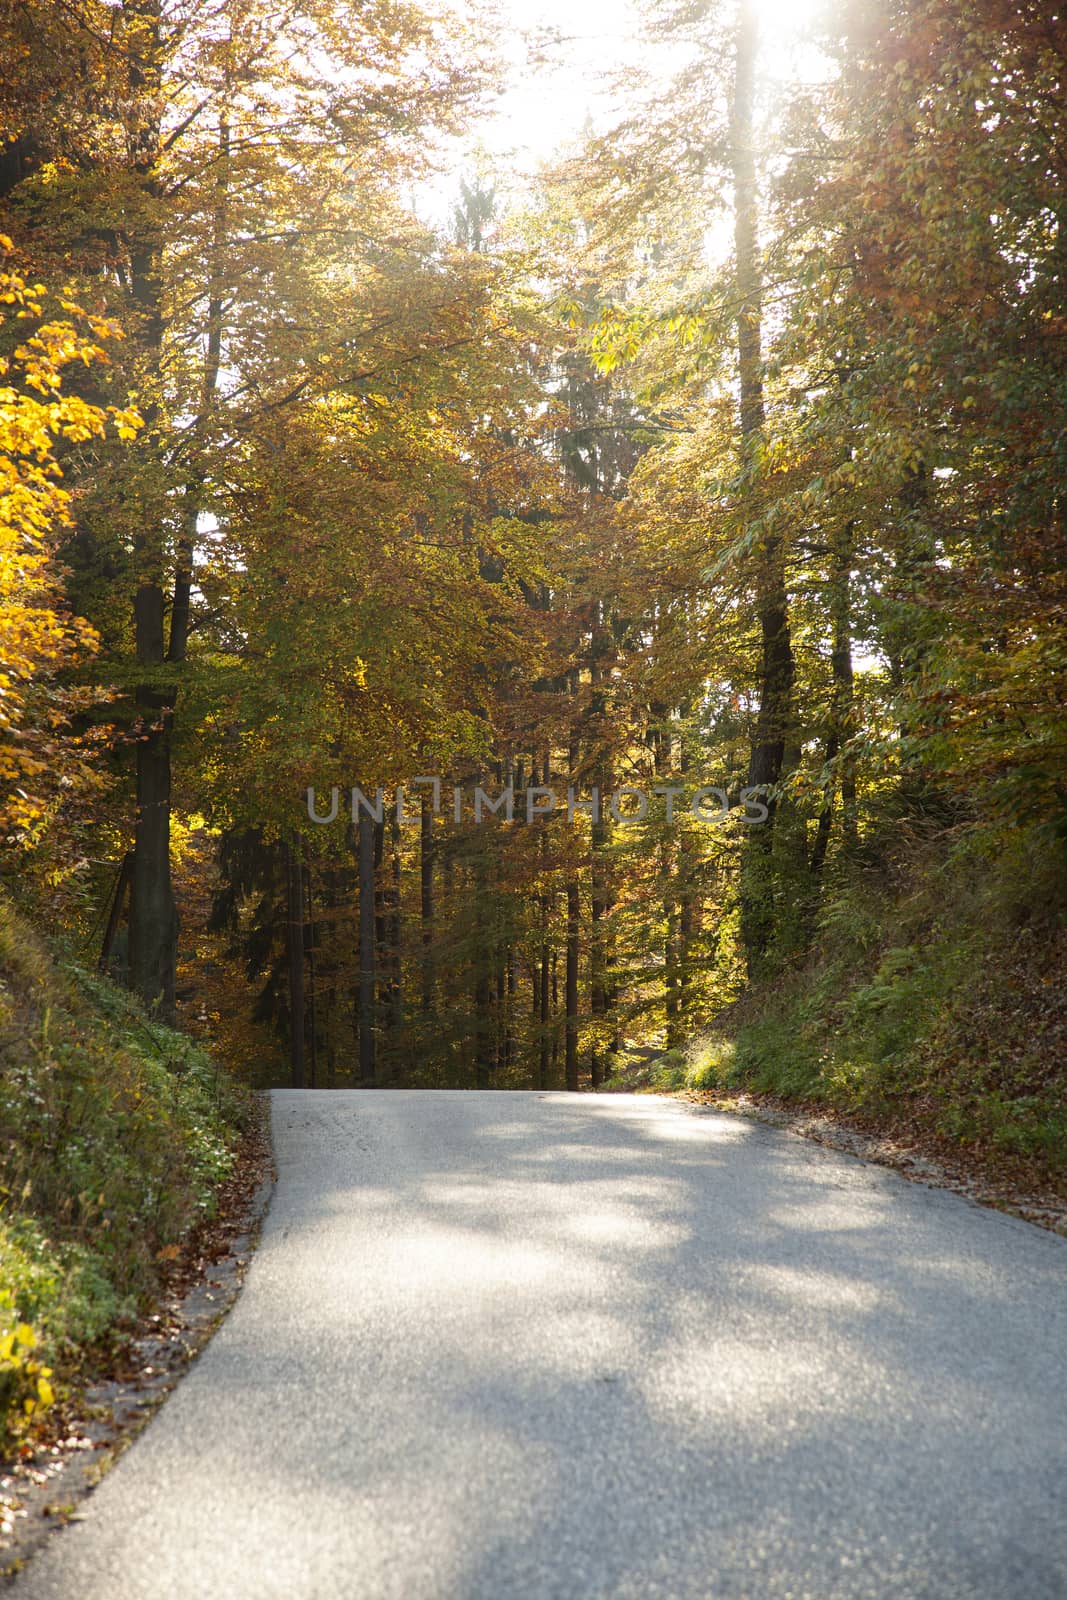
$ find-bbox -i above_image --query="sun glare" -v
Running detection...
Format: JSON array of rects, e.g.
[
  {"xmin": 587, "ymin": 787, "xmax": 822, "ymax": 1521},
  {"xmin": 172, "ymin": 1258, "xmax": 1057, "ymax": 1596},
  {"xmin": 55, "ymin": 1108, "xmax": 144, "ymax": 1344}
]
[
  {"xmin": 492, "ymin": 0, "xmax": 823, "ymax": 163},
  {"xmin": 416, "ymin": 0, "xmax": 830, "ymax": 224}
]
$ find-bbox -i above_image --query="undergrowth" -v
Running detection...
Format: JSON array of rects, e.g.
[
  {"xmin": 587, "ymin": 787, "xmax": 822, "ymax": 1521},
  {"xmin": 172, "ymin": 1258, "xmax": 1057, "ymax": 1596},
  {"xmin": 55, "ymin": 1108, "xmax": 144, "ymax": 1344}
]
[
  {"xmin": 0, "ymin": 892, "xmax": 250, "ymax": 1449},
  {"xmin": 681, "ymin": 823, "xmax": 1067, "ymax": 1183}
]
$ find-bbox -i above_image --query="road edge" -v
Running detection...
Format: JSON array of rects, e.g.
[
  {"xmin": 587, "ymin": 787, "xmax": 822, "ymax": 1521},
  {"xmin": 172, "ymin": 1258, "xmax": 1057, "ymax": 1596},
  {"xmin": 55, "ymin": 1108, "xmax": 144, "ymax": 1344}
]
[{"xmin": 0, "ymin": 1094, "xmax": 276, "ymax": 1584}]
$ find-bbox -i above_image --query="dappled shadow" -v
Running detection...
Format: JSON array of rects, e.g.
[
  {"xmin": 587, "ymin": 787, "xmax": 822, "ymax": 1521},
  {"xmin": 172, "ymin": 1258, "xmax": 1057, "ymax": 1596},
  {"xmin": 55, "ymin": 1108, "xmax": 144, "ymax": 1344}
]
[
  {"xmin": 17, "ymin": 1091, "xmax": 1067, "ymax": 1599},
  {"xmin": 206, "ymin": 1093, "xmax": 1067, "ymax": 1596}
]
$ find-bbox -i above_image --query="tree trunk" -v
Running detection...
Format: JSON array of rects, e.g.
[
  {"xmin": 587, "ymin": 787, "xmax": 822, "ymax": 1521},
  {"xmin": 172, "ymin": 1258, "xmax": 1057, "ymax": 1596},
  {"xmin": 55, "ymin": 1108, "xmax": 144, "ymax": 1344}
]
[
  {"xmin": 732, "ymin": 0, "xmax": 796, "ymax": 978},
  {"xmin": 389, "ymin": 811, "xmax": 404, "ymax": 1037},
  {"xmin": 590, "ymin": 867, "xmax": 607, "ymax": 1087},
  {"xmin": 538, "ymin": 935, "xmax": 551, "ymax": 1090},
  {"xmin": 357, "ymin": 811, "xmax": 377, "ymax": 1084},
  {"xmin": 420, "ymin": 790, "xmax": 434, "ymax": 1013},
  {"xmin": 551, "ymin": 949, "xmax": 560, "ymax": 1076},
  {"xmin": 130, "ymin": 584, "xmax": 179, "ymax": 1019},
  {"xmin": 665, "ymin": 904, "xmax": 681, "ymax": 1049},
  {"xmin": 590, "ymin": 658, "xmax": 611, "ymax": 1088},
  {"xmin": 811, "ymin": 517, "xmax": 858, "ymax": 878},
  {"xmin": 564, "ymin": 715, "xmax": 582, "ymax": 1092},
  {"xmin": 169, "ymin": 113, "xmax": 227, "ymax": 669},
  {"xmin": 99, "ymin": 851, "xmax": 134, "ymax": 977},
  {"xmin": 506, "ymin": 946, "xmax": 516, "ymax": 1073},
  {"xmin": 304, "ymin": 857, "xmax": 318, "ymax": 1089},
  {"xmin": 565, "ymin": 879, "xmax": 580, "ymax": 1091},
  {"xmin": 536, "ymin": 752, "xmax": 553, "ymax": 1088},
  {"xmin": 285, "ymin": 840, "xmax": 305, "ymax": 1088},
  {"xmin": 474, "ymin": 975, "xmax": 492, "ymax": 1088},
  {"xmin": 676, "ymin": 725, "xmax": 696, "ymax": 1024},
  {"xmin": 125, "ymin": 1, "xmax": 171, "ymax": 1017}
]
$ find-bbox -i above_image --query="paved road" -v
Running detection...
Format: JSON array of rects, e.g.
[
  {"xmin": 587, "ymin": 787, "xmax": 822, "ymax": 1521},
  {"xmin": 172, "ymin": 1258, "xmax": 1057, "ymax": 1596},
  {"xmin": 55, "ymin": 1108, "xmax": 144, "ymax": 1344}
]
[{"xmin": 14, "ymin": 1091, "xmax": 1067, "ymax": 1599}]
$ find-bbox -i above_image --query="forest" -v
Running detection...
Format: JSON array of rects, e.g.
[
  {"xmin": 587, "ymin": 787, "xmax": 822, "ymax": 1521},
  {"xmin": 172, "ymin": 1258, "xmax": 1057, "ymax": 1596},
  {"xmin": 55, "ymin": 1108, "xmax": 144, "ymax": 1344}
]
[{"xmin": 1, "ymin": 0, "xmax": 1066, "ymax": 1446}]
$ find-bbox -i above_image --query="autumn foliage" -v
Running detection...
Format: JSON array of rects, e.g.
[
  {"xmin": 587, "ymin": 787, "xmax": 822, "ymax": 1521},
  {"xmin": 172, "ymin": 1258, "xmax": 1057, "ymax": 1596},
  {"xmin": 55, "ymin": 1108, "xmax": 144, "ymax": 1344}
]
[
  {"xmin": 0, "ymin": 239, "xmax": 139, "ymax": 842},
  {"xmin": 0, "ymin": 0, "xmax": 1065, "ymax": 1240}
]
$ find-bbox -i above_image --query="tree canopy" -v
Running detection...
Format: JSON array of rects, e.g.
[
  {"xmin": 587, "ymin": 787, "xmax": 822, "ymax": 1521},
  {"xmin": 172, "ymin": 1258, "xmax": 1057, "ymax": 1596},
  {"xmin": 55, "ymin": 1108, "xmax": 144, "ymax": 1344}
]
[{"xmin": 1, "ymin": 0, "xmax": 1064, "ymax": 1119}]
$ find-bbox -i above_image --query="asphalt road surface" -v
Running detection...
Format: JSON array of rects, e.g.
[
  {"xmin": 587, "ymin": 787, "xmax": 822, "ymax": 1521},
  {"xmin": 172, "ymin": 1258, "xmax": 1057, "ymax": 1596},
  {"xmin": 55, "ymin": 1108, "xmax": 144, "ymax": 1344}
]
[{"xmin": 14, "ymin": 1090, "xmax": 1067, "ymax": 1599}]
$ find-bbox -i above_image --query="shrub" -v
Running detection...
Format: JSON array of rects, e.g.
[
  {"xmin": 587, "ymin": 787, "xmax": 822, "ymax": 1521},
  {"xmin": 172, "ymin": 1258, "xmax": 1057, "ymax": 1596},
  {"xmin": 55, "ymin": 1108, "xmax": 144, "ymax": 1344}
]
[
  {"xmin": 0, "ymin": 1290, "xmax": 54, "ymax": 1451},
  {"xmin": 0, "ymin": 894, "xmax": 249, "ymax": 1446}
]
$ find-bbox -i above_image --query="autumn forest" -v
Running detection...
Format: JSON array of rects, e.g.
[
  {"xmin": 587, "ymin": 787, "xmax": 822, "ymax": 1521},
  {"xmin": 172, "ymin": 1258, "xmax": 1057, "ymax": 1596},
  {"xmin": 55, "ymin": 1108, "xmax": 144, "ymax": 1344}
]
[{"xmin": 2, "ymin": 0, "xmax": 1066, "ymax": 1174}]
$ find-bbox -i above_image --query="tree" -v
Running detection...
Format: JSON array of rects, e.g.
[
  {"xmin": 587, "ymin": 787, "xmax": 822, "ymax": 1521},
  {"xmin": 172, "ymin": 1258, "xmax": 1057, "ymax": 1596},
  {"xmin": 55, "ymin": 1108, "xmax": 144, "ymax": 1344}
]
[
  {"xmin": 0, "ymin": 0, "xmax": 496, "ymax": 1015},
  {"xmin": 0, "ymin": 240, "xmax": 138, "ymax": 843}
]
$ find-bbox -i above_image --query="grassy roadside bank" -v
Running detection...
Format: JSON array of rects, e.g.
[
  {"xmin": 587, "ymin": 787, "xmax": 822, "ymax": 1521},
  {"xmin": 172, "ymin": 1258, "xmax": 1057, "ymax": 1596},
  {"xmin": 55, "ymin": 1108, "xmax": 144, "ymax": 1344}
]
[
  {"xmin": 611, "ymin": 825, "xmax": 1067, "ymax": 1202},
  {"xmin": 0, "ymin": 894, "xmax": 251, "ymax": 1452}
]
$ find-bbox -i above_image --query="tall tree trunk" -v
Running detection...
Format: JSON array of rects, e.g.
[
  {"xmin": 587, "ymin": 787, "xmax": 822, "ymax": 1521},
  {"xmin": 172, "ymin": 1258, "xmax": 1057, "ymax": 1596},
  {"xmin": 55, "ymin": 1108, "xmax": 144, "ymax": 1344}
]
[
  {"xmin": 732, "ymin": 0, "xmax": 796, "ymax": 978},
  {"xmin": 894, "ymin": 458, "xmax": 945, "ymax": 815},
  {"xmin": 495, "ymin": 955, "xmax": 506, "ymax": 1076},
  {"xmin": 123, "ymin": 2, "xmax": 176, "ymax": 1016},
  {"xmin": 811, "ymin": 518, "xmax": 858, "ymax": 877},
  {"xmin": 676, "ymin": 722, "xmax": 696, "ymax": 1024},
  {"xmin": 128, "ymin": 74, "xmax": 228, "ymax": 1018},
  {"xmin": 535, "ymin": 752, "xmax": 553, "ymax": 1089},
  {"xmin": 589, "ymin": 866, "xmax": 607, "ymax": 1087},
  {"xmin": 389, "ymin": 811, "xmax": 404, "ymax": 1037},
  {"xmin": 474, "ymin": 969, "xmax": 493, "ymax": 1089},
  {"xmin": 304, "ymin": 857, "xmax": 318, "ymax": 1089},
  {"xmin": 285, "ymin": 840, "xmax": 306, "ymax": 1088},
  {"xmin": 661, "ymin": 805, "xmax": 680, "ymax": 1050},
  {"xmin": 357, "ymin": 811, "xmax": 377, "ymax": 1085},
  {"xmin": 539, "ymin": 934, "xmax": 551, "ymax": 1089},
  {"xmin": 565, "ymin": 729, "xmax": 581, "ymax": 1092},
  {"xmin": 420, "ymin": 790, "xmax": 435, "ymax": 1013},
  {"xmin": 130, "ymin": 584, "xmax": 178, "ymax": 1018},
  {"xmin": 472, "ymin": 850, "xmax": 494, "ymax": 1088},
  {"xmin": 565, "ymin": 879, "xmax": 580, "ymax": 1091},
  {"xmin": 505, "ymin": 946, "xmax": 516, "ymax": 1074},
  {"xmin": 665, "ymin": 905, "xmax": 681, "ymax": 1049},
  {"xmin": 169, "ymin": 111, "xmax": 228, "ymax": 669},
  {"xmin": 122, "ymin": 0, "xmax": 178, "ymax": 1016},
  {"xmin": 551, "ymin": 949, "xmax": 560, "ymax": 1076},
  {"xmin": 323, "ymin": 866, "xmax": 339, "ymax": 1088},
  {"xmin": 589, "ymin": 655, "xmax": 611, "ymax": 1088},
  {"xmin": 732, "ymin": 0, "xmax": 765, "ymax": 456}
]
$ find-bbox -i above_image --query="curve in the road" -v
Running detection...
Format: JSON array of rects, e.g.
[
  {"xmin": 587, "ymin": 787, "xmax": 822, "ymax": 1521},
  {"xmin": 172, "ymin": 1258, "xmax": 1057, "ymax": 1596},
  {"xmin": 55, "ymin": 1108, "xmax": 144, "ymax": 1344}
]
[{"xmin": 13, "ymin": 1091, "xmax": 1067, "ymax": 1599}]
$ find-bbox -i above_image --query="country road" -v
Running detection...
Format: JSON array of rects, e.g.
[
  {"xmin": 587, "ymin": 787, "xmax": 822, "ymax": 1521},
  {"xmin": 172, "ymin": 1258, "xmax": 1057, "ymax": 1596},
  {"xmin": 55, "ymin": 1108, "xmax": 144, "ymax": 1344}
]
[{"xmin": 13, "ymin": 1091, "xmax": 1067, "ymax": 1600}]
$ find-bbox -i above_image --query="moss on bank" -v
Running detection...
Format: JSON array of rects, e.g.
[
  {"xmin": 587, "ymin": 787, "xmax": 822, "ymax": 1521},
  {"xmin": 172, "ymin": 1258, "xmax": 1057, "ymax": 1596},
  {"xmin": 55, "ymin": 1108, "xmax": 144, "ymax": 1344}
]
[{"xmin": 0, "ymin": 894, "xmax": 250, "ymax": 1447}]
